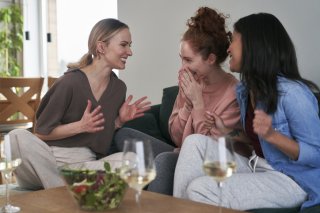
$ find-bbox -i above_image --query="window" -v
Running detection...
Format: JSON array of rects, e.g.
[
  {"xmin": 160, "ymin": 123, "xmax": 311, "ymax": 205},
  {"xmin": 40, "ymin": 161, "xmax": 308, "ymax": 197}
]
[
  {"xmin": 22, "ymin": 0, "xmax": 117, "ymax": 79},
  {"xmin": 55, "ymin": 0, "xmax": 117, "ymax": 76}
]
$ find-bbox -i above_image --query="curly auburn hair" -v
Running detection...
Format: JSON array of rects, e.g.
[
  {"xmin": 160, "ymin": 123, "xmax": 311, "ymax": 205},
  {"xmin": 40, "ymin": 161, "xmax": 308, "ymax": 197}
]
[{"xmin": 183, "ymin": 7, "xmax": 231, "ymax": 65}]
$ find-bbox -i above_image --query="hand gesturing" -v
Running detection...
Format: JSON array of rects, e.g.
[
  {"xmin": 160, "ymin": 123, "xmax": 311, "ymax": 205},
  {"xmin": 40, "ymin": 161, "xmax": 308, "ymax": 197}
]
[
  {"xmin": 253, "ymin": 110, "xmax": 274, "ymax": 140},
  {"xmin": 80, "ymin": 100, "xmax": 105, "ymax": 133},
  {"xmin": 118, "ymin": 95, "xmax": 151, "ymax": 124}
]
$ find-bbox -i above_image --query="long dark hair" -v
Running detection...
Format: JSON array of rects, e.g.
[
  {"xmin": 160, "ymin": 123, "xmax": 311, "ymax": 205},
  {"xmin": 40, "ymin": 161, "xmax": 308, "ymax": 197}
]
[{"xmin": 234, "ymin": 13, "xmax": 319, "ymax": 113}]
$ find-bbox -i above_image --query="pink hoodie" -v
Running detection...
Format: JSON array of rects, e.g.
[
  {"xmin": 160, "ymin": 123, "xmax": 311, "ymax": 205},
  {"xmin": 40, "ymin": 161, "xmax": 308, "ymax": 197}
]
[{"xmin": 169, "ymin": 73, "xmax": 240, "ymax": 147}]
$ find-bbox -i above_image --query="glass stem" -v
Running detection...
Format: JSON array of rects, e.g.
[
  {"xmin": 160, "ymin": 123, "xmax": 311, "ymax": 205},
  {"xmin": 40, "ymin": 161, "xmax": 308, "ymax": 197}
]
[
  {"xmin": 4, "ymin": 171, "xmax": 12, "ymax": 206},
  {"xmin": 218, "ymin": 181, "xmax": 223, "ymax": 213},
  {"xmin": 135, "ymin": 190, "xmax": 142, "ymax": 208}
]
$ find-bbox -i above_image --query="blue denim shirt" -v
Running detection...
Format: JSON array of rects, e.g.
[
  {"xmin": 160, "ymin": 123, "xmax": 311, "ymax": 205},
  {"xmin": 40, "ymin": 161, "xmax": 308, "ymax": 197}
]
[{"xmin": 236, "ymin": 76, "xmax": 320, "ymax": 209}]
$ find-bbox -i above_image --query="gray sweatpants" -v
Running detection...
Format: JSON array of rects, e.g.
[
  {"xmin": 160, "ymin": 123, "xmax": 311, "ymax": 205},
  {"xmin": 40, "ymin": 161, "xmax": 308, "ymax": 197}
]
[
  {"xmin": 173, "ymin": 134, "xmax": 307, "ymax": 210},
  {"xmin": 8, "ymin": 129, "xmax": 124, "ymax": 190}
]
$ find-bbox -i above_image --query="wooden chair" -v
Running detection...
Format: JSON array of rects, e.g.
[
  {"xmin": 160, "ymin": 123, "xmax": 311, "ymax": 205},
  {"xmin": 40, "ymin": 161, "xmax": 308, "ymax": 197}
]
[
  {"xmin": 48, "ymin": 76, "xmax": 58, "ymax": 88},
  {"xmin": 0, "ymin": 77, "xmax": 44, "ymax": 133}
]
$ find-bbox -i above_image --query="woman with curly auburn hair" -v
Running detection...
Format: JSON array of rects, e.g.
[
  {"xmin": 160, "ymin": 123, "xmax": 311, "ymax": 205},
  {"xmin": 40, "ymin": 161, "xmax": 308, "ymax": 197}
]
[
  {"xmin": 145, "ymin": 6, "xmax": 241, "ymax": 195},
  {"xmin": 169, "ymin": 6, "xmax": 240, "ymax": 147}
]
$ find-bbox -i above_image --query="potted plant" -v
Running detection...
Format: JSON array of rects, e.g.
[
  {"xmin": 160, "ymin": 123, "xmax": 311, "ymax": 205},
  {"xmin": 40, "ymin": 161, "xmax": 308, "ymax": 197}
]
[{"xmin": 0, "ymin": 2, "xmax": 23, "ymax": 77}]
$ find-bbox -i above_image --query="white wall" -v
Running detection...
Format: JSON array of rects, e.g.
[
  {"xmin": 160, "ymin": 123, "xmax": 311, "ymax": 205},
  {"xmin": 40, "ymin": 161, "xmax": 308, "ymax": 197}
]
[{"xmin": 118, "ymin": 0, "xmax": 320, "ymax": 104}]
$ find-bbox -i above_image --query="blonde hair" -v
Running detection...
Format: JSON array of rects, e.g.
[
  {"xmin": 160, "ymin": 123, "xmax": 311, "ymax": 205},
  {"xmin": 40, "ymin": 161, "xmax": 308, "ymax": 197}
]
[{"xmin": 67, "ymin": 18, "xmax": 128, "ymax": 69}]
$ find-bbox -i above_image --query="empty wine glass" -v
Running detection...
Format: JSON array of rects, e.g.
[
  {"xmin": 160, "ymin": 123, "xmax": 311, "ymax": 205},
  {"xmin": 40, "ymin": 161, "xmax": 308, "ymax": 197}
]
[
  {"xmin": 203, "ymin": 136, "xmax": 236, "ymax": 212},
  {"xmin": 120, "ymin": 139, "xmax": 156, "ymax": 206},
  {"xmin": 0, "ymin": 134, "xmax": 22, "ymax": 213}
]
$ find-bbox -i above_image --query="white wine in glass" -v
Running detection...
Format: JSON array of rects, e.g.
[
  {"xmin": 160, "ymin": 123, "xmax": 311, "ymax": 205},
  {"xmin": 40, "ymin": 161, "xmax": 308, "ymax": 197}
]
[
  {"xmin": 0, "ymin": 134, "xmax": 22, "ymax": 213},
  {"xmin": 120, "ymin": 139, "xmax": 156, "ymax": 205},
  {"xmin": 203, "ymin": 137, "xmax": 236, "ymax": 211},
  {"xmin": 203, "ymin": 161, "xmax": 236, "ymax": 183}
]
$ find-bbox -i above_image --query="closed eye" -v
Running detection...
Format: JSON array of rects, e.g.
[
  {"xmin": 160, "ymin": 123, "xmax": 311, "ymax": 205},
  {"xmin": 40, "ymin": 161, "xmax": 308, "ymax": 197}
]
[{"xmin": 121, "ymin": 42, "xmax": 132, "ymax": 48}]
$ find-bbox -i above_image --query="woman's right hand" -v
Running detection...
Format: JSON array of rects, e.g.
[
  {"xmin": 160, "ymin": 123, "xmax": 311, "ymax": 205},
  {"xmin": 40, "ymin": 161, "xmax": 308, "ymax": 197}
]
[
  {"xmin": 204, "ymin": 111, "xmax": 228, "ymax": 134},
  {"xmin": 36, "ymin": 100, "xmax": 105, "ymax": 141},
  {"xmin": 80, "ymin": 99, "xmax": 105, "ymax": 133},
  {"xmin": 178, "ymin": 69, "xmax": 203, "ymax": 109}
]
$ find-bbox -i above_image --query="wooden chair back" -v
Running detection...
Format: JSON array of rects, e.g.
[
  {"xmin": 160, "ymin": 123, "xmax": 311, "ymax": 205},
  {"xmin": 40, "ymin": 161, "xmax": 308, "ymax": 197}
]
[
  {"xmin": 0, "ymin": 77, "xmax": 44, "ymax": 133},
  {"xmin": 48, "ymin": 76, "xmax": 58, "ymax": 88}
]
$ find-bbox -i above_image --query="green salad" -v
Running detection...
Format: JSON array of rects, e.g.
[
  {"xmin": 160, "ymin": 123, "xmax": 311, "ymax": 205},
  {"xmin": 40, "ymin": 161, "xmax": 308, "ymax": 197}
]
[{"xmin": 60, "ymin": 162, "xmax": 127, "ymax": 211}]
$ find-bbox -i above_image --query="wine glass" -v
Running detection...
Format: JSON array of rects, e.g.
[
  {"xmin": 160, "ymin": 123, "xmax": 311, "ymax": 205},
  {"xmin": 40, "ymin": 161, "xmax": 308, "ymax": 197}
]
[
  {"xmin": 120, "ymin": 139, "xmax": 156, "ymax": 206},
  {"xmin": 203, "ymin": 136, "xmax": 236, "ymax": 212},
  {"xmin": 0, "ymin": 134, "xmax": 22, "ymax": 213}
]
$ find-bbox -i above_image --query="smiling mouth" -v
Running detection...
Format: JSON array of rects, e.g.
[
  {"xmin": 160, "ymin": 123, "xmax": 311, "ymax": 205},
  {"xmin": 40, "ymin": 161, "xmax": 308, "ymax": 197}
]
[{"xmin": 120, "ymin": 58, "xmax": 127, "ymax": 63}]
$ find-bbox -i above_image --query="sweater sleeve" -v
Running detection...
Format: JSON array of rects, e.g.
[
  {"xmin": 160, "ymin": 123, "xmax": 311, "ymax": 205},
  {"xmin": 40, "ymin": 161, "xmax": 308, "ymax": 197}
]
[
  {"xmin": 191, "ymin": 95, "xmax": 240, "ymax": 137},
  {"xmin": 193, "ymin": 76, "xmax": 241, "ymax": 137},
  {"xmin": 168, "ymin": 91, "xmax": 192, "ymax": 146},
  {"xmin": 191, "ymin": 108, "xmax": 208, "ymax": 135},
  {"xmin": 35, "ymin": 77, "xmax": 73, "ymax": 135},
  {"xmin": 209, "ymin": 99, "xmax": 241, "ymax": 136}
]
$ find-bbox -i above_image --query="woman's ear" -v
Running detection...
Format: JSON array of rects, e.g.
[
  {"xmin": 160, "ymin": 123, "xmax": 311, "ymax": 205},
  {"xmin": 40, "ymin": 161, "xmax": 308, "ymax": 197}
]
[
  {"xmin": 207, "ymin": 53, "xmax": 216, "ymax": 65},
  {"xmin": 97, "ymin": 41, "xmax": 105, "ymax": 54}
]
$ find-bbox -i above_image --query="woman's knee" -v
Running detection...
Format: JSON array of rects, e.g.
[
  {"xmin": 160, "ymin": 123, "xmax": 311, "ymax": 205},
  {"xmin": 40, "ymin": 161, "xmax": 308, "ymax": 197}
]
[
  {"xmin": 8, "ymin": 129, "xmax": 46, "ymax": 158},
  {"xmin": 182, "ymin": 134, "xmax": 205, "ymax": 149},
  {"xmin": 114, "ymin": 127, "xmax": 133, "ymax": 150},
  {"xmin": 186, "ymin": 176, "xmax": 219, "ymax": 204},
  {"xmin": 9, "ymin": 128, "xmax": 31, "ymax": 137},
  {"xmin": 8, "ymin": 129, "xmax": 33, "ymax": 146},
  {"xmin": 154, "ymin": 152, "xmax": 179, "ymax": 171},
  {"xmin": 181, "ymin": 134, "xmax": 216, "ymax": 155},
  {"xmin": 114, "ymin": 127, "xmax": 146, "ymax": 145}
]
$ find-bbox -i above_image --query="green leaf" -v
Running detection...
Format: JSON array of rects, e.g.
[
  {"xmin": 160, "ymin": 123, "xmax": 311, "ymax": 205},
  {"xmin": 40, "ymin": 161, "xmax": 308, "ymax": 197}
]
[
  {"xmin": 0, "ymin": 3, "xmax": 23, "ymax": 76},
  {"xmin": 104, "ymin": 161, "xmax": 111, "ymax": 172}
]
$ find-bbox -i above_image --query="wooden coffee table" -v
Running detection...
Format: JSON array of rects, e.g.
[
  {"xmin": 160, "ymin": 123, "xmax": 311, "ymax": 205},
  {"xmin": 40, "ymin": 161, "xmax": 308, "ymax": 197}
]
[{"xmin": 0, "ymin": 186, "xmax": 247, "ymax": 212}]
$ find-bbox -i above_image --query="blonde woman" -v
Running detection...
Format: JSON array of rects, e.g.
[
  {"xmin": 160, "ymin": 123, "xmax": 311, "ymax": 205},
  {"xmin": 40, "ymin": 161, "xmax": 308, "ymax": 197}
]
[{"xmin": 9, "ymin": 18, "xmax": 150, "ymax": 190}]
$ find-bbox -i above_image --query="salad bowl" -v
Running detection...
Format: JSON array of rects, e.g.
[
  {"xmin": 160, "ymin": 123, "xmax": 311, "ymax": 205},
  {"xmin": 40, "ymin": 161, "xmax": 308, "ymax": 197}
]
[{"xmin": 60, "ymin": 160, "xmax": 127, "ymax": 211}]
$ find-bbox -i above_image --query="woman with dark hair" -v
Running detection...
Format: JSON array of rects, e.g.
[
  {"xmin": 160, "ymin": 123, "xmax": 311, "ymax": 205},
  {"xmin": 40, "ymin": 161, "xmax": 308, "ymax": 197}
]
[
  {"xmin": 8, "ymin": 18, "xmax": 151, "ymax": 190},
  {"xmin": 174, "ymin": 13, "xmax": 320, "ymax": 211}
]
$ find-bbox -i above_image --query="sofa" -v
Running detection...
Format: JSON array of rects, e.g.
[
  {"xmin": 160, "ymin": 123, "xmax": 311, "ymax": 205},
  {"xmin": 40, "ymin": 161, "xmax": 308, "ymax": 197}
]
[
  {"xmin": 123, "ymin": 85, "xmax": 179, "ymax": 148},
  {"xmin": 122, "ymin": 85, "xmax": 320, "ymax": 213}
]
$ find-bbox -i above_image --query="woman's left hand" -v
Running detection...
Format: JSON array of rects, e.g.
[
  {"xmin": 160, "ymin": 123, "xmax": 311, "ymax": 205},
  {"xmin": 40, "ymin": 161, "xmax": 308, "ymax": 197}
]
[
  {"xmin": 253, "ymin": 110, "xmax": 274, "ymax": 140},
  {"xmin": 118, "ymin": 95, "xmax": 151, "ymax": 125}
]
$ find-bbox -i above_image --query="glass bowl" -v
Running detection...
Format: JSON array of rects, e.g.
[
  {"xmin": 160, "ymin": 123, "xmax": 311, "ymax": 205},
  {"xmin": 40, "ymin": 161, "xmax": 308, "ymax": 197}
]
[{"xmin": 60, "ymin": 160, "xmax": 127, "ymax": 211}]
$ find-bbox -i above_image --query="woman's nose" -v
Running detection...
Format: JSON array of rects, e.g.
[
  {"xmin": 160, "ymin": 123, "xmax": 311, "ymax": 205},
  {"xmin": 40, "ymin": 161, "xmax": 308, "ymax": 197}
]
[{"xmin": 127, "ymin": 47, "xmax": 133, "ymax": 56}]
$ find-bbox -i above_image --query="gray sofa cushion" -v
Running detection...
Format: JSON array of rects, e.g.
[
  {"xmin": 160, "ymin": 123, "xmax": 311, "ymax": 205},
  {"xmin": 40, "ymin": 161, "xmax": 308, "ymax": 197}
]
[{"xmin": 159, "ymin": 86, "xmax": 179, "ymax": 147}]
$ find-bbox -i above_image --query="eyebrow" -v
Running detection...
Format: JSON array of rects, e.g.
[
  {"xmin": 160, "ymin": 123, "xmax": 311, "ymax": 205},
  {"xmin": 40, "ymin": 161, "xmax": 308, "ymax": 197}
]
[
  {"xmin": 179, "ymin": 54, "xmax": 192, "ymax": 60},
  {"xmin": 121, "ymin": 41, "xmax": 132, "ymax": 44}
]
